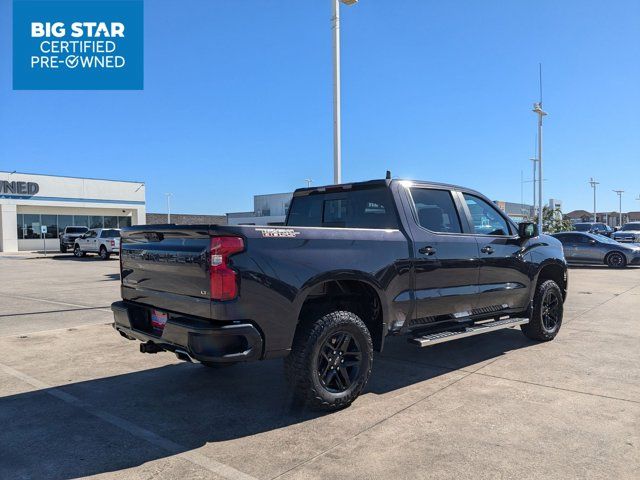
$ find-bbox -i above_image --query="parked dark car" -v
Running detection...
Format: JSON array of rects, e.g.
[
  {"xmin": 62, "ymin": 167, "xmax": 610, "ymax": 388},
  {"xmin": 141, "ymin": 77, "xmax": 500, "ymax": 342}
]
[
  {"xmin": 552, "ymin": 231, "xmax": 640, "ymax": 268},
  {"xmin": 612, "ymin": 222, "xmax": 640, "ymax": 244},
  {"xmin": 112, "ymin": 178, "xmax": 568, "ymax": 410},
  {"xmin": 59, "ymin": 226, "xmax": 89, "ymax": 252},
  {"xmin": 573, "ymin": 222, "xmax": 614, "ymax": 237}
]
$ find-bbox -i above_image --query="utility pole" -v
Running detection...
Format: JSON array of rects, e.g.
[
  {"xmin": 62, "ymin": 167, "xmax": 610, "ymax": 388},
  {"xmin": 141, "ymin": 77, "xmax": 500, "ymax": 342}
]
[
  {"xmin": 613, "ymin": 190, "xmax": 624, "ymax": 227},
  {"xmin": 331, "ymin": 0, "xmax": 358, "ymax": 184},
  {"xmin": 165, "ymin": 193, "xmax": 173, "ymax": 224},
  {"xmin": 304, "ymin": 179, "xmax": 313, "ymax": 188},
  {"xmin": 589, "ymin": 178, "xmax": 599, "ymax": 222}
]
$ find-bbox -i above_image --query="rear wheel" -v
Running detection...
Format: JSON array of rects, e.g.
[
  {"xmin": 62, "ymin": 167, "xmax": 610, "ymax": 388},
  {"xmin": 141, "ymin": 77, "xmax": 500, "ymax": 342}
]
[
  {"xmin": 99, "ymin": 246, "xmax": 110, "ymax": 260},
  {"xmin": 60, "ymin": 244, "xmax": 67, "ymax": 253},
  {"xmin": 521, "ymin": 279, "xmax": 563, "ymax": 341},
  {"xmin": 73, "ymin": 245, "xmax": 85, "ymax": 257},
  {"xmin": 284, "ymin": 310, "xmax": 373, "ymax": 411},
  {"xmin": 606, "ymin": 251, "xmax": 627, "ymax": 268}
]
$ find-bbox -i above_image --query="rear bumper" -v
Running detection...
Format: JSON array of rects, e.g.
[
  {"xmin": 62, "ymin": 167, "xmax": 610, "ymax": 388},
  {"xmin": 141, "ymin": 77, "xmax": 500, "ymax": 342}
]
[{"xmin": 111, "ymin": 301, "xmax": 263, "ymax": 363}]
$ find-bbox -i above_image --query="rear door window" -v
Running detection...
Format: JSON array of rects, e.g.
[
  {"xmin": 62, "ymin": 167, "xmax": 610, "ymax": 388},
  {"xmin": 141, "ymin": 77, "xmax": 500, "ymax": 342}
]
[{"xmin": 409, "ymin": 188, "xmax": 462, "ymax": 233}]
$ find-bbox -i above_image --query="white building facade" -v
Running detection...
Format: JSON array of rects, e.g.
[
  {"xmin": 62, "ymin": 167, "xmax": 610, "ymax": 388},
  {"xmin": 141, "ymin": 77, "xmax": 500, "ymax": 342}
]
[
  {"xmin": 227, "ymin": 192, "xmax": 293, "ymax": 226},
  {"xmin": 0, "ymin": 172, "xmax": 146, "ymax": 252}
]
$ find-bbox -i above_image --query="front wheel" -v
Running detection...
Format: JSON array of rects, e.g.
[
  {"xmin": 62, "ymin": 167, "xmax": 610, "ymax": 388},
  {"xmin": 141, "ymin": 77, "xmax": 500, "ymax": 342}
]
[
  {"xmin": 606, "ymin": 251, "xmax": 627, "ymax": 268},
  {"xmin": 284, "ymin": 310, "xmax": 373, "ymax": 411},
  {"xmin": 73, "ymin": 245, "xmax": 85, "ymax": 257},
  {"xmin": 521, "ymin": 279, "xmax": 563, "ymax": 341}
]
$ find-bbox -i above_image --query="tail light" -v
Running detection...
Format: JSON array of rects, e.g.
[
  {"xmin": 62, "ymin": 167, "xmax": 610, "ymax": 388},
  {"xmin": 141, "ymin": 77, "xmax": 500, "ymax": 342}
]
[
  {"xmin": 210, "ymin": 236, "xmax": 244, "ymax": 301},
  {"xmin": 110, "ymin": 240, "xmax": 115, "ymax": 247}
]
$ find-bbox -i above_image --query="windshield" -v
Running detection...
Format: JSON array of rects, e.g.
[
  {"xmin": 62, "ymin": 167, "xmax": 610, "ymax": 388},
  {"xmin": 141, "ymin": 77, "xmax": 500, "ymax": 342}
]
[
  {"xmin": 66, "ymin": 227, "xmax": 88, "ymax": 234},
  {"xmin": 620, "ymin": 223, "xmax": 640, "ymax": 231},
  {"xmin": 587, "ymin": 232, "xmax": 622, "ymax": 245},
  {"xmin": 574, "ymin": 223, "xmax": 591, "ymax": 231}
]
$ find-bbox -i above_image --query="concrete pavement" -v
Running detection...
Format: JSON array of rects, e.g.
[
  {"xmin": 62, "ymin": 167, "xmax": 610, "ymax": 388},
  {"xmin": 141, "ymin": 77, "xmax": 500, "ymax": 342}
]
[{"xmin": 0, "ymin": 254, "xmax": 638, "ymax": 479}]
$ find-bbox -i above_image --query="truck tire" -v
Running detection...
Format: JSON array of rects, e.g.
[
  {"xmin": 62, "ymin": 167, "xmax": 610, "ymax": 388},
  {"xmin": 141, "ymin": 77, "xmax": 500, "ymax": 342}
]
[
  {"xmin": 99, "ymin": 246, "xmax": 110, "ymax": 260},
  {"xmin": 521, "ymin": 279, "xmax": 563, "ymax": 341},
  {"xmin": 284, "ymin": 310, "xmax": 373, "ymax": 411},
  {"xmin": 74, "ymin": 245, "xmax": 86, "ymax": 257}
]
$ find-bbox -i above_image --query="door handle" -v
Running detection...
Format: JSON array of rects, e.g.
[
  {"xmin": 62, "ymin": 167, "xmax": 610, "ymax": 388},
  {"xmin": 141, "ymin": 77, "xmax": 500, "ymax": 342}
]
[
  {"xmin": 419, "ymin": 246, "xmax": 436, "ymax": 256},
  {"xmin": 481, "ymin": 246, "xmax": 494, "ymax": 254}
]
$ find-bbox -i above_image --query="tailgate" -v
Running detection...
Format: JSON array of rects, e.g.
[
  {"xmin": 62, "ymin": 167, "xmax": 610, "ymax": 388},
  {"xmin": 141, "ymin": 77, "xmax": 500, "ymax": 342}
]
[{"xmin": 120, "ymin": 225, "xmax": 211, "ymax": 301}]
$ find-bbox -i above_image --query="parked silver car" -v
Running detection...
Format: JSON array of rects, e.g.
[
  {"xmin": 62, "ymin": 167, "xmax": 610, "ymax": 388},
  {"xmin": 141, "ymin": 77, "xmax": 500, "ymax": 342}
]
[
  {"xmin": 612, "ymin": 222, "xmax": 640, "ymax": 243},
  {"xmin": 73, "ymin": 228, "xmax": 121, "ymax": 260},
  {"xmin": 552, "ymin": 231, "xmax": 640, "ymax": 268}
]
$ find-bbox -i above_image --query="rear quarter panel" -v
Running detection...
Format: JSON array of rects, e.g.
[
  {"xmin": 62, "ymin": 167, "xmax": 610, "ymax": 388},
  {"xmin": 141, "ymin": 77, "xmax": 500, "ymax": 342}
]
[{"xmin": 223, "ymin": 225, "xmax": 412, "ymax": 356}]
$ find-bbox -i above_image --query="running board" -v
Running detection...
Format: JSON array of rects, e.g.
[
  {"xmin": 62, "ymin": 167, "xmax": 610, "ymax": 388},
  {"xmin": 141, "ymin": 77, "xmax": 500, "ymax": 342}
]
[{"xmin": 409, "ymin": 317, "xmax": 529, "ymax": 347}]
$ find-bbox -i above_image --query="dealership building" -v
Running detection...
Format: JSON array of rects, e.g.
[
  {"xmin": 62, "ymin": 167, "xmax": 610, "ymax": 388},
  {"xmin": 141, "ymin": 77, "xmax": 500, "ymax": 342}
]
[{"xmin": 0, "ymin": 171, "xmax": 146, "ymax": 252}]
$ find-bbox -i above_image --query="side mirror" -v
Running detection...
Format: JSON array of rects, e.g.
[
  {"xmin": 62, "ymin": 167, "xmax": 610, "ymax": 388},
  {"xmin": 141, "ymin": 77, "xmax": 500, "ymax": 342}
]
[
  {"xmin": 589, "ymin": 239, "xmax": 597, "ymax": 245},
  {"xmin": 518, "ymin": 222, "xmax": 538, "ymax": 239}
]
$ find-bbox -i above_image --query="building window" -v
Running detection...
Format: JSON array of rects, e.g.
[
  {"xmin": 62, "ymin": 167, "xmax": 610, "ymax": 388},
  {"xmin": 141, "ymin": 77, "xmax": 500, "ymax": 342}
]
[
  {"xmin": 103, "ymin": 216, "xmax": 118, "ymax": 228},
  {"xmin": 118, "ymin": 216, "xmax": 131, "ymax": 228},
  {"xmin": 17, "ymin": 214, "xmax": 24, "ymax": 239},
  {"xmin": 90, "ymin": 216, "xmax": 104, "ymax": 229},
  {"xmin": 58, "ymin": 215, "xmax": 73, "ymax": 231},
  {"xmin": 73, "ymin": 215, "xmax": 89, "ymax": 228},
  {"xmin": 23, "ymin": 214, "xmax": 41, "ymax": 239},
  {"xmin": 41, "ymin": 214, "xmax": 58, "ymax": 239}
]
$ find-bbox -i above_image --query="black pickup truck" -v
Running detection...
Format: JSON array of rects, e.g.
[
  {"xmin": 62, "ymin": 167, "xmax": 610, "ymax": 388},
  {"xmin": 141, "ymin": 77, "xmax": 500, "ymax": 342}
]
[{"xmin": 112, "ymin": 178, "xmax": 567, "ymax": 410}]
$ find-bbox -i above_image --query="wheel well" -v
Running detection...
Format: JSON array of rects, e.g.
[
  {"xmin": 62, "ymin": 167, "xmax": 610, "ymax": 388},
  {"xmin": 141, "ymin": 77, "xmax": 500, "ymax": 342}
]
[
  {"xmin": 297, "ymin": 280, "xmax": 384, "ymax": 351},
  {"xmin": 537, "ymin": 264, "xmax": 567, "ymax": 299}
]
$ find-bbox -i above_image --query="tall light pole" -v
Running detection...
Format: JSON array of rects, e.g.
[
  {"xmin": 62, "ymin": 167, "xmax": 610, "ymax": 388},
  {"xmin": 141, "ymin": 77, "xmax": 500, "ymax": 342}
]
[
  {"xmin": 613, "ymin": 190, "xmax": 624, "ymax": 227},
  {"xmin": 529, "ymin": 157, "xmax": 537, "ymax": 217},
  {"xmin": 532, "ymin": 103, "xmax": 547, "ymax": 233},
  {"xmin": 332, "ymin": 0, "xmax": 357, "ymax": 185},
  {"xmin": 589, "ymin": 178, "xmax": 599, "ymax": 222},
  {"xmin": 165, "ymin": 193, "xmax": 173, "ymax": 224},
  {"xmin": 304, "ymin": 178, "xmax": 313, "ymax": 188}
]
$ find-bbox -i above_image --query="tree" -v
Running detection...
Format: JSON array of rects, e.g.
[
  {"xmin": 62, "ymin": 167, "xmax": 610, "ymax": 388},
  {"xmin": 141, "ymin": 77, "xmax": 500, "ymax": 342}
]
[{"xmin": 533, "ymin": 205, "xmax": 573, "ymax": 233}]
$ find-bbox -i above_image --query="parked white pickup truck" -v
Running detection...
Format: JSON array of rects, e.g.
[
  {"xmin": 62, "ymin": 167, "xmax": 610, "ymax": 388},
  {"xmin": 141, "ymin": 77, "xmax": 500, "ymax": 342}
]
[{"xmin": 74, "ymin": 228, "xmax": 121, "ymax": 260}]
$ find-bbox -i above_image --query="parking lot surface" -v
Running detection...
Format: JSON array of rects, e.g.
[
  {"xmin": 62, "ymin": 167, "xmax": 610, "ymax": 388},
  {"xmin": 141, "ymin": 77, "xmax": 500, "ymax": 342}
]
[{"xmin": 0, "ymin": 253, "xmax": 638, "ymax": 480}]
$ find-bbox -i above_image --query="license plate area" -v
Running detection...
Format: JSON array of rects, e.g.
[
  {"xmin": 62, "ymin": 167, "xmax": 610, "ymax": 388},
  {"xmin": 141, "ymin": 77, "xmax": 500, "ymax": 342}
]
[{"xmin": 150, "ymin": 309, "xmax": 168, "ymax": 336}]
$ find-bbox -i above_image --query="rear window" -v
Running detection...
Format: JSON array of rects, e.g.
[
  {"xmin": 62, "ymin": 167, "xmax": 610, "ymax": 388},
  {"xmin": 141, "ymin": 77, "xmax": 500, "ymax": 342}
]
[
  {"xmin": 287, "ymin": 187, "xmax": 398, "ymax": 229},
  {"xmin": 66, "ymin": 227, "xmax": 88, "ymax": 234},
  {"xmin": 101, "ymin": 229, "xmax": 121, "ymax": 238}
]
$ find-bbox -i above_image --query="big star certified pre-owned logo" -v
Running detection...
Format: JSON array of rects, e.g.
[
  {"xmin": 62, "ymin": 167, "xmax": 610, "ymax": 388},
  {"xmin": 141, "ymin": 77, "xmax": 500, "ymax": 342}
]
[{"xmin": 13, "ymin": 1, "xmax": 143, "ymax": 90}]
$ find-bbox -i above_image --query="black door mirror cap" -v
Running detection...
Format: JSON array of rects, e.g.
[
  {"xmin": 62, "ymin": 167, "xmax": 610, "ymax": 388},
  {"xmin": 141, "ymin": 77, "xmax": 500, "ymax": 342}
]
[{"xmin": 518, "ymin": 222, "xmax": 538, "ymax": 239}]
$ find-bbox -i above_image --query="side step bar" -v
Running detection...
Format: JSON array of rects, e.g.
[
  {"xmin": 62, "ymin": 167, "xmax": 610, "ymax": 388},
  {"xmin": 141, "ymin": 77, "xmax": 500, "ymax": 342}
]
[{"xmin": 409, "ymin": 317, "xmax": 529, "ymax": 347}]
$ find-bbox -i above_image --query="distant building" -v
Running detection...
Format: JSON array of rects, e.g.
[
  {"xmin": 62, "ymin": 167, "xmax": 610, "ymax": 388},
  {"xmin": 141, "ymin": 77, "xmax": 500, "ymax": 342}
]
[
  {"xmin": 227, "ymin": 192, "xmax": 293, "ymax": 225},
  {"xmin": 565, "ymin": 210, "xmax": 640, "ymax": 228},
  {"xmin": 146, "ymin": 213, "xmax": 226, "ymax": 225},
  {"xmin": 493, "ymin": 201, "xmax": 534, "ymax": 222}
]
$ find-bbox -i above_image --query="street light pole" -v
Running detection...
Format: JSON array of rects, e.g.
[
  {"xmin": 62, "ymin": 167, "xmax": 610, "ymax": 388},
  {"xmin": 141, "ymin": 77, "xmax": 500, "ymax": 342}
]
[
  {"xmin": 589, "ymin": 178, "xmax": 599, "ymax": 222},
  {"xmin": 613, "ymin": 190, "xmax": 624, "ymax": 227},
  {"xmin": 532, "ymin": 103, "xmax": 547, "ymax": 233},
  {"xmin": 332, "ymin": 0, "xmax": 357, "ymax": 185},
  {"xmin": 530, "ymin": 157, "xmax": 537, "ymax": 218},
  {"xmin": 304, "ymin": 178, "xmax": 313, "ymax": 188},
  {"xmin": 165, "ymin": 193, "xmax": 173, "ymax": 224}
]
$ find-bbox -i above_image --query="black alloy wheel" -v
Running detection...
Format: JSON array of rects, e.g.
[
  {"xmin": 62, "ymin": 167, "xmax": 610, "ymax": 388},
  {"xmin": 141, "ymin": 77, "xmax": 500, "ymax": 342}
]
[
  {"xmin": 607, "ymin": 252, "xmax": 626, "ymax": 268},
  {"xmin": 317, "ymin": 331, "xmax": 362, "ymax": 393},
  {"xmin": 541, "ymin": 289, "xmax": 561, "ymax": 332}
]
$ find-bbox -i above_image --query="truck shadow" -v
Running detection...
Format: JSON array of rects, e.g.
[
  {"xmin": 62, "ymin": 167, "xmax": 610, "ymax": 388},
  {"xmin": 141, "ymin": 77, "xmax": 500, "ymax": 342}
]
[{"xmin": 0, "ymin": 329, "xmax": 533, "ymax": 480}]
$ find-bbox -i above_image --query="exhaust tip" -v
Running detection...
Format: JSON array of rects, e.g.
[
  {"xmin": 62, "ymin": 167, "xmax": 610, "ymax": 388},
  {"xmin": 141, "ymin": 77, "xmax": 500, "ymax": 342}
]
[{"xmin": 175, "ymin": 349, "xmax": 194, "ymax": 363}]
